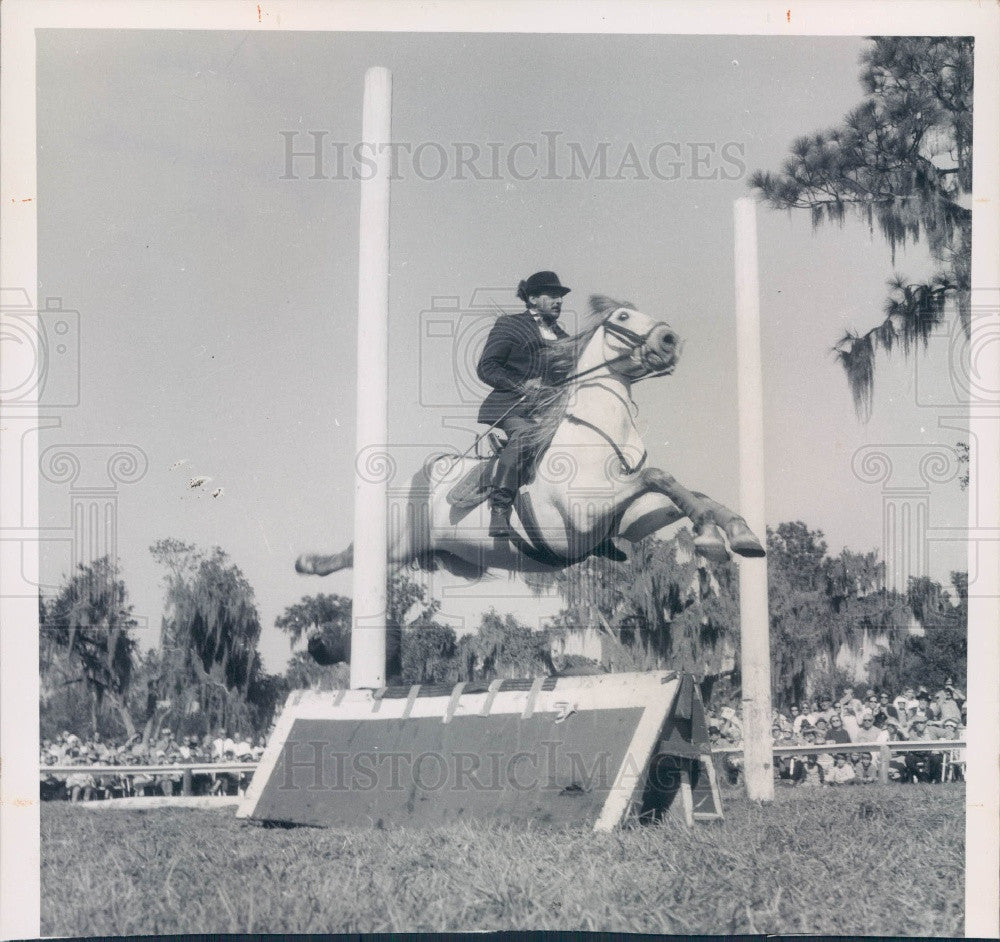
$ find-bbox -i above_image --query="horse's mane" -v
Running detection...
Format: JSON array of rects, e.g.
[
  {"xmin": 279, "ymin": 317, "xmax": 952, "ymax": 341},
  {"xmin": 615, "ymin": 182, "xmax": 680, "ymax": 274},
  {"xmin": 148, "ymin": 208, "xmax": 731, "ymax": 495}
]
[{"xmin": 519, "ymin": 294, "xmax": 635, "ymax": 455}]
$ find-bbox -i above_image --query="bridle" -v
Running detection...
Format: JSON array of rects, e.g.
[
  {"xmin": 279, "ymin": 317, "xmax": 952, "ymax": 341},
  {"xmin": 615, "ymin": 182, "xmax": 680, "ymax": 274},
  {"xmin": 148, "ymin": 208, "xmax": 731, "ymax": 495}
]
[
  {"xmin": 599, "ymin": 309, "xmax": 679, "ymax": 383},
  {"xmin": 457, "ymin": 305, "xmax": 679, "ymax": 468},
  {"xmin": 556, "ymin": 309, "xmax": 679, "ymax": 387},
  {"xmin": 602, "ymin": 314, "xmax": 653, "ymax": 349},
  {"xmin": 560, "ymin": 309, "xmax": 674, "ymax": 474}
]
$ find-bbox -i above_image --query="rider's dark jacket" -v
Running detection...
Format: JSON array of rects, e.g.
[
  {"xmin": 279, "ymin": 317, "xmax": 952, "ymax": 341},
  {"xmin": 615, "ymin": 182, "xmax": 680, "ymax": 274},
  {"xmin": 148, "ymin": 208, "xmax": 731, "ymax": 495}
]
[{"xmin": 476, "ymin": 310, "xmax": 570, "ymax": 424}]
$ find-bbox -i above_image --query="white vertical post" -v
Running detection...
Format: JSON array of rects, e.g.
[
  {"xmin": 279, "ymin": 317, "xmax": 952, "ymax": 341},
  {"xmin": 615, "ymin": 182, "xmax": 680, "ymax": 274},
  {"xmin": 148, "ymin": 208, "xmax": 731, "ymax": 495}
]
[
  {"xmin": 351, "ymin": 67, "xmax": 392, "ymax": 689},
  {"xmin": 734, "ymin": 197, "xmax": 774, "ymax": 802}
]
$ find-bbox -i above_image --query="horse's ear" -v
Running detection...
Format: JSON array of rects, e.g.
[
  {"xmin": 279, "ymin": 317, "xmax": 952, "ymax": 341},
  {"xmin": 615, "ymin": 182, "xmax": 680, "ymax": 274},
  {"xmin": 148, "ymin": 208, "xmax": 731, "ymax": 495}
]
[
  {"xmin": 589, "ymin": 295, "xmax": 634, "ymax": 316},
  {"xmin": 588, "ymin": 295, "xmax": 618, "ymax": 316}
]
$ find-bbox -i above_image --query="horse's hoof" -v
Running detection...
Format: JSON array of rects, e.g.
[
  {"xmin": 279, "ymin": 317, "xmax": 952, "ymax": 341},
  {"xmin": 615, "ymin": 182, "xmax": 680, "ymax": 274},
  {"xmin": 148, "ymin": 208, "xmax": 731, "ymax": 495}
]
[
  {"xmin": 694, "ymin": 523, "xmax": 730, "ymax": 562},
  {"xmin": 295, "ymin": 554, "xmax": 316, "ymax": 575},
  {"xmin": 725, "ymin": 520, "xmax": 766, "ymax": 558}
]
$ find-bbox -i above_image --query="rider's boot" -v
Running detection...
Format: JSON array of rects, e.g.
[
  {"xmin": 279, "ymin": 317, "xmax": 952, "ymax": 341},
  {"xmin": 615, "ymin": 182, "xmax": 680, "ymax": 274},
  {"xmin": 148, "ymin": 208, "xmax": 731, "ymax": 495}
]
[
  {"xmin": 489, "ymin": 505, "xmax": 512, "ymax": 539},
  {"xmin": 488, "ymin": 463, "xmax": 520, "ymax": 539}
]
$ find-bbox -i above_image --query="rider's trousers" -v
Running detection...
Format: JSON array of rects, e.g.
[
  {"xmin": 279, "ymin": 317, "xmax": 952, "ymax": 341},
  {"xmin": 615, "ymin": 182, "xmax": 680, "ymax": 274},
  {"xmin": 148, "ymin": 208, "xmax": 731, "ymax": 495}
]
[{"xmin": 490, "ymin": 414, "xmax": 534, "ymax": 508}]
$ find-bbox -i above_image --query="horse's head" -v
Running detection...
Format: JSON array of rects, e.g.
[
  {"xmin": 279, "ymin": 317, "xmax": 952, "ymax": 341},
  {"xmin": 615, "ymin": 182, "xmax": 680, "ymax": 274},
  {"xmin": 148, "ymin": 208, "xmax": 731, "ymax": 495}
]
[{"xmin": 596, "ymin": 303, "xmax": 681, "ymax": 380}]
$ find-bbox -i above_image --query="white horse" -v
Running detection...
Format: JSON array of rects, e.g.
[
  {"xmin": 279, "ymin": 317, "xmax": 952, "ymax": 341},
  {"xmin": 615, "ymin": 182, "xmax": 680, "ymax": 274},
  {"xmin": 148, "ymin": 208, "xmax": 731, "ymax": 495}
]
[{"xmin": 297, "ymin": 295, "xmax": 765, "ymax": 579}]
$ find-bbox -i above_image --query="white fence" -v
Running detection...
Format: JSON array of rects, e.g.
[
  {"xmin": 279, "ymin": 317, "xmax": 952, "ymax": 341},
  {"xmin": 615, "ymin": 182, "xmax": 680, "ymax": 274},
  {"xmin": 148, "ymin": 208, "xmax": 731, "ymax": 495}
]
[
  {"xmin": 41, "ymin": 762, "xmax": 258, "ymax": 799},
  {"xmin": 711, "ymin": 739, "xmax": 966, "ymax": 784},
  {"xmin": 40, "ymin": 740, "xmax": 966, "ymax": 798},
  {"xmin": 44, "ymin": 762, "xmax": 257, "ymax": 775}
]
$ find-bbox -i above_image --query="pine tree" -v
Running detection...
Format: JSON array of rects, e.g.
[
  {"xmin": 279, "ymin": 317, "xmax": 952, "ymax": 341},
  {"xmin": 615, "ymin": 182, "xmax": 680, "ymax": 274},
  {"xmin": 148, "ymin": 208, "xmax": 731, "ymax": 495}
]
[{"xmin": 751, "ymin": 37, "xmax": 973, "ymax": 418}]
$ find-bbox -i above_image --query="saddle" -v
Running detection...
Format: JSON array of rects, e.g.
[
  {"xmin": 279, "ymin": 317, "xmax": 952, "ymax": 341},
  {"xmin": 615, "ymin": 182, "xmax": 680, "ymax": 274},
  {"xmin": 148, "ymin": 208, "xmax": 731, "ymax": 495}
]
[
  {"xmin": 445, "ymin": 432, "xmax": 509, "ymax": 512},
  {"xmin": 445, "ymin": 457, "xmax": 496, "ymax": 511},
  {"xmin": 444, "ymin": 432, "xmax": 627, "ymax": 563}
]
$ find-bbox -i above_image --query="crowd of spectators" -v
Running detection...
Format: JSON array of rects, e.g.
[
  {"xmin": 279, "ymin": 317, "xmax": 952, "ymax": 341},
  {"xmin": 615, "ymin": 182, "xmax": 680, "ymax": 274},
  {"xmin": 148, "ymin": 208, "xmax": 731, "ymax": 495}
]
[
  {"xmin": 41, "ymin": 680, "xmax": 969, "ymax": 800},
  {"xmin": 39, "ymin": 728, "xmax": 267, "ymax": 802},
  {"xmin": 707, "ymin": 681, "xmax": 967, "ymax": 787}
]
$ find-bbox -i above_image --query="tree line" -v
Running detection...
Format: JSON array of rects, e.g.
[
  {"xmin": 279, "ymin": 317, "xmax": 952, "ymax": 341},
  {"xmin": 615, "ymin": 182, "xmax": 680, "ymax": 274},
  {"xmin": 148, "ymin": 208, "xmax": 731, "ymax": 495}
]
[{"xmin": 39, "ymin": 520, "xmax": 967, "ymax": 743}]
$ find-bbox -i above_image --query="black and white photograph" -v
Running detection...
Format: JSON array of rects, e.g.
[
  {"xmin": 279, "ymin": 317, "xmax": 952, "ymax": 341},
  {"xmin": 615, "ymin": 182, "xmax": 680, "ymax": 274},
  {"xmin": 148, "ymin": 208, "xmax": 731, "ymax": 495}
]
[{"xmin": 1, "ymin": 1, "xmax": 998, "ymax": 938}]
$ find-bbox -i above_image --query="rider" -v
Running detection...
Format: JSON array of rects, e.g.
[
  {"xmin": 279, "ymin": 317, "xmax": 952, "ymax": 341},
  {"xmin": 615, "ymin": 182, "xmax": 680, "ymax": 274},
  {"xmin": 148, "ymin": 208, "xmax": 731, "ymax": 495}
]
[{"xmin": 476, "ymin": 271, "xmax": 571, "ymax": 539}]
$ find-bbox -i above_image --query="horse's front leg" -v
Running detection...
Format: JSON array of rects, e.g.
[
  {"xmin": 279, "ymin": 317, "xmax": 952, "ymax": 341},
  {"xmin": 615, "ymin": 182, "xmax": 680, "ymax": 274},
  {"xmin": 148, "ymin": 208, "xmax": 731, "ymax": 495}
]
[
  {"xmin": 635, "ymin": 467, "xmax": 730, "ymax": 561},
  {"xmin": 692, "ymin": 491, "xmax": 766, "ymax": 558},
  {"xmin": 565, "ymin": 466, "xmax": 724, "ymax": 561}
]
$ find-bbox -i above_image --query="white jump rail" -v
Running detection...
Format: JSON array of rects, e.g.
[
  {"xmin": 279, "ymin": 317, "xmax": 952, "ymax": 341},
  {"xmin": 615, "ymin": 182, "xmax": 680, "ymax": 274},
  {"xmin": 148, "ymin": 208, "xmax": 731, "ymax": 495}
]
[
  {"xmin": 42, "ymin": 762, "xmax": 257, "ymax": 775},
  {"xmin": 42, "ymin": 741, "xmax": 966, "ymax": 791},
  {"xmin": 710, "ymin": 739, "xmax": 966, "ymax": 784},
  {"xmin": 40, "ymin": 762, "xmax": 260, "ymax": 802},
  {"xmin": 711, "ymin": 738, "xmax": 966, "ymax": 756},
  {"xmin": 43, "ymin": 742, "xmax": 965, "ymax": 778}
]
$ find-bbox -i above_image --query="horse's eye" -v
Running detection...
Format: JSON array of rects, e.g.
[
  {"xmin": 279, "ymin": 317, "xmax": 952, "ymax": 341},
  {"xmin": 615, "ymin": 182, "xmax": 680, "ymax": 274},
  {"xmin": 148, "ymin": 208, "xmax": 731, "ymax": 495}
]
[{"xmin": 616, "ymin": 311, "xmax": 629, "ymax": 321}]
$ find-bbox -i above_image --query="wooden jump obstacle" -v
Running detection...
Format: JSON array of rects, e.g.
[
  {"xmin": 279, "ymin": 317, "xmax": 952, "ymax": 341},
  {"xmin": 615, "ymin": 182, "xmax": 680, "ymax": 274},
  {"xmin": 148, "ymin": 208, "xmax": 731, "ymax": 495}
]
[{"xmin": 239, "ymin": 670, "xmax": 721, "ymax": 829}]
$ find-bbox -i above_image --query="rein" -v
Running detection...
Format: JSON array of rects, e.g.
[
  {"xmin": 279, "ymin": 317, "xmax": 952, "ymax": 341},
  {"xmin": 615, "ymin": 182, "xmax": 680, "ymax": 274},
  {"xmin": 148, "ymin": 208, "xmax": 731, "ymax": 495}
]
[
  {"xmin": 565, "ymin": 414, "xmax": 648, "ymax": 474},
  {"xmin": 566, "ymin": 379, "xmax": 646, "ymax": 474},
  {"xmin": 448, "ymin": 307, "xmax": 670, "ymax": 470}
]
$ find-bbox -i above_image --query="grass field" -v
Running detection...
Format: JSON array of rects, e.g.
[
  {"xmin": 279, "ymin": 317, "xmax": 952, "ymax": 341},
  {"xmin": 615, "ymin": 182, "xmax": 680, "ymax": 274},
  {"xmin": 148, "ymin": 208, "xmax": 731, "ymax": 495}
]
[{"xmin": 41, "ymin": 784, "xmax": 964, "ymax": 936}]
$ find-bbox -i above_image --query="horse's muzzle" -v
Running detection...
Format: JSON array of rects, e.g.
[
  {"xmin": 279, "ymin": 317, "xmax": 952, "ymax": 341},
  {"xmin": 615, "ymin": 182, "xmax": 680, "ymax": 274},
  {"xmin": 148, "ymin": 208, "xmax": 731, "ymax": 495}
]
[{"xmin": 641, "ymin": 323, "xmax": 680, "ymax": 373}]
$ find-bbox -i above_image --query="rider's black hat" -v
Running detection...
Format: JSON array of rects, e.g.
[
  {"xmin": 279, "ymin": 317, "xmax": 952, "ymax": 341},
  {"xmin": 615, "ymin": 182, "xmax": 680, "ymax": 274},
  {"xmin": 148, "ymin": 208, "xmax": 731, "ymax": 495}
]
[{"xmin": 517, "ymin": 271, "xmax": 571, "ymax": 303}]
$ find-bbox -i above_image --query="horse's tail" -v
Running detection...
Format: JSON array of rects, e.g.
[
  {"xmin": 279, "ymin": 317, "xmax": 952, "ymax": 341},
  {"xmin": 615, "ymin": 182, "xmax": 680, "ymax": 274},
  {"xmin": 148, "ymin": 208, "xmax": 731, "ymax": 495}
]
[{"xmin": 395, "ymin": 458, "xmax": 440, "ymax": 571}]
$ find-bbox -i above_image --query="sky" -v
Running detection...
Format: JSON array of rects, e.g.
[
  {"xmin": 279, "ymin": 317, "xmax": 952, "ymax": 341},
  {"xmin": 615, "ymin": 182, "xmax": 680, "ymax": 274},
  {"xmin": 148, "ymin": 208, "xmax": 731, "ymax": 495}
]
[{"xmin": 36, "ymin": 30, "xmax": 969, "ymax": 673}]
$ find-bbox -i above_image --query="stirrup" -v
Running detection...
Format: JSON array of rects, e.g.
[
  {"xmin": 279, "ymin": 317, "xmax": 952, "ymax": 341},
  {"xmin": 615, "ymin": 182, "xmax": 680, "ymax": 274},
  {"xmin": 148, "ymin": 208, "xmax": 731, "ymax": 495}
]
[{"xmin": 487, "ymin": 431, "xmax": 508, "ymax": 457}]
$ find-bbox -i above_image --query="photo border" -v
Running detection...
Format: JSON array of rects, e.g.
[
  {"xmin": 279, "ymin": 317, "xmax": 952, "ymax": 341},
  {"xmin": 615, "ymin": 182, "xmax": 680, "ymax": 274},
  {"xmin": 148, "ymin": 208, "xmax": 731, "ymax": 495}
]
[{"xmin": 2, "ymin": 2, "xmax": 997, "ymax": 938}]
